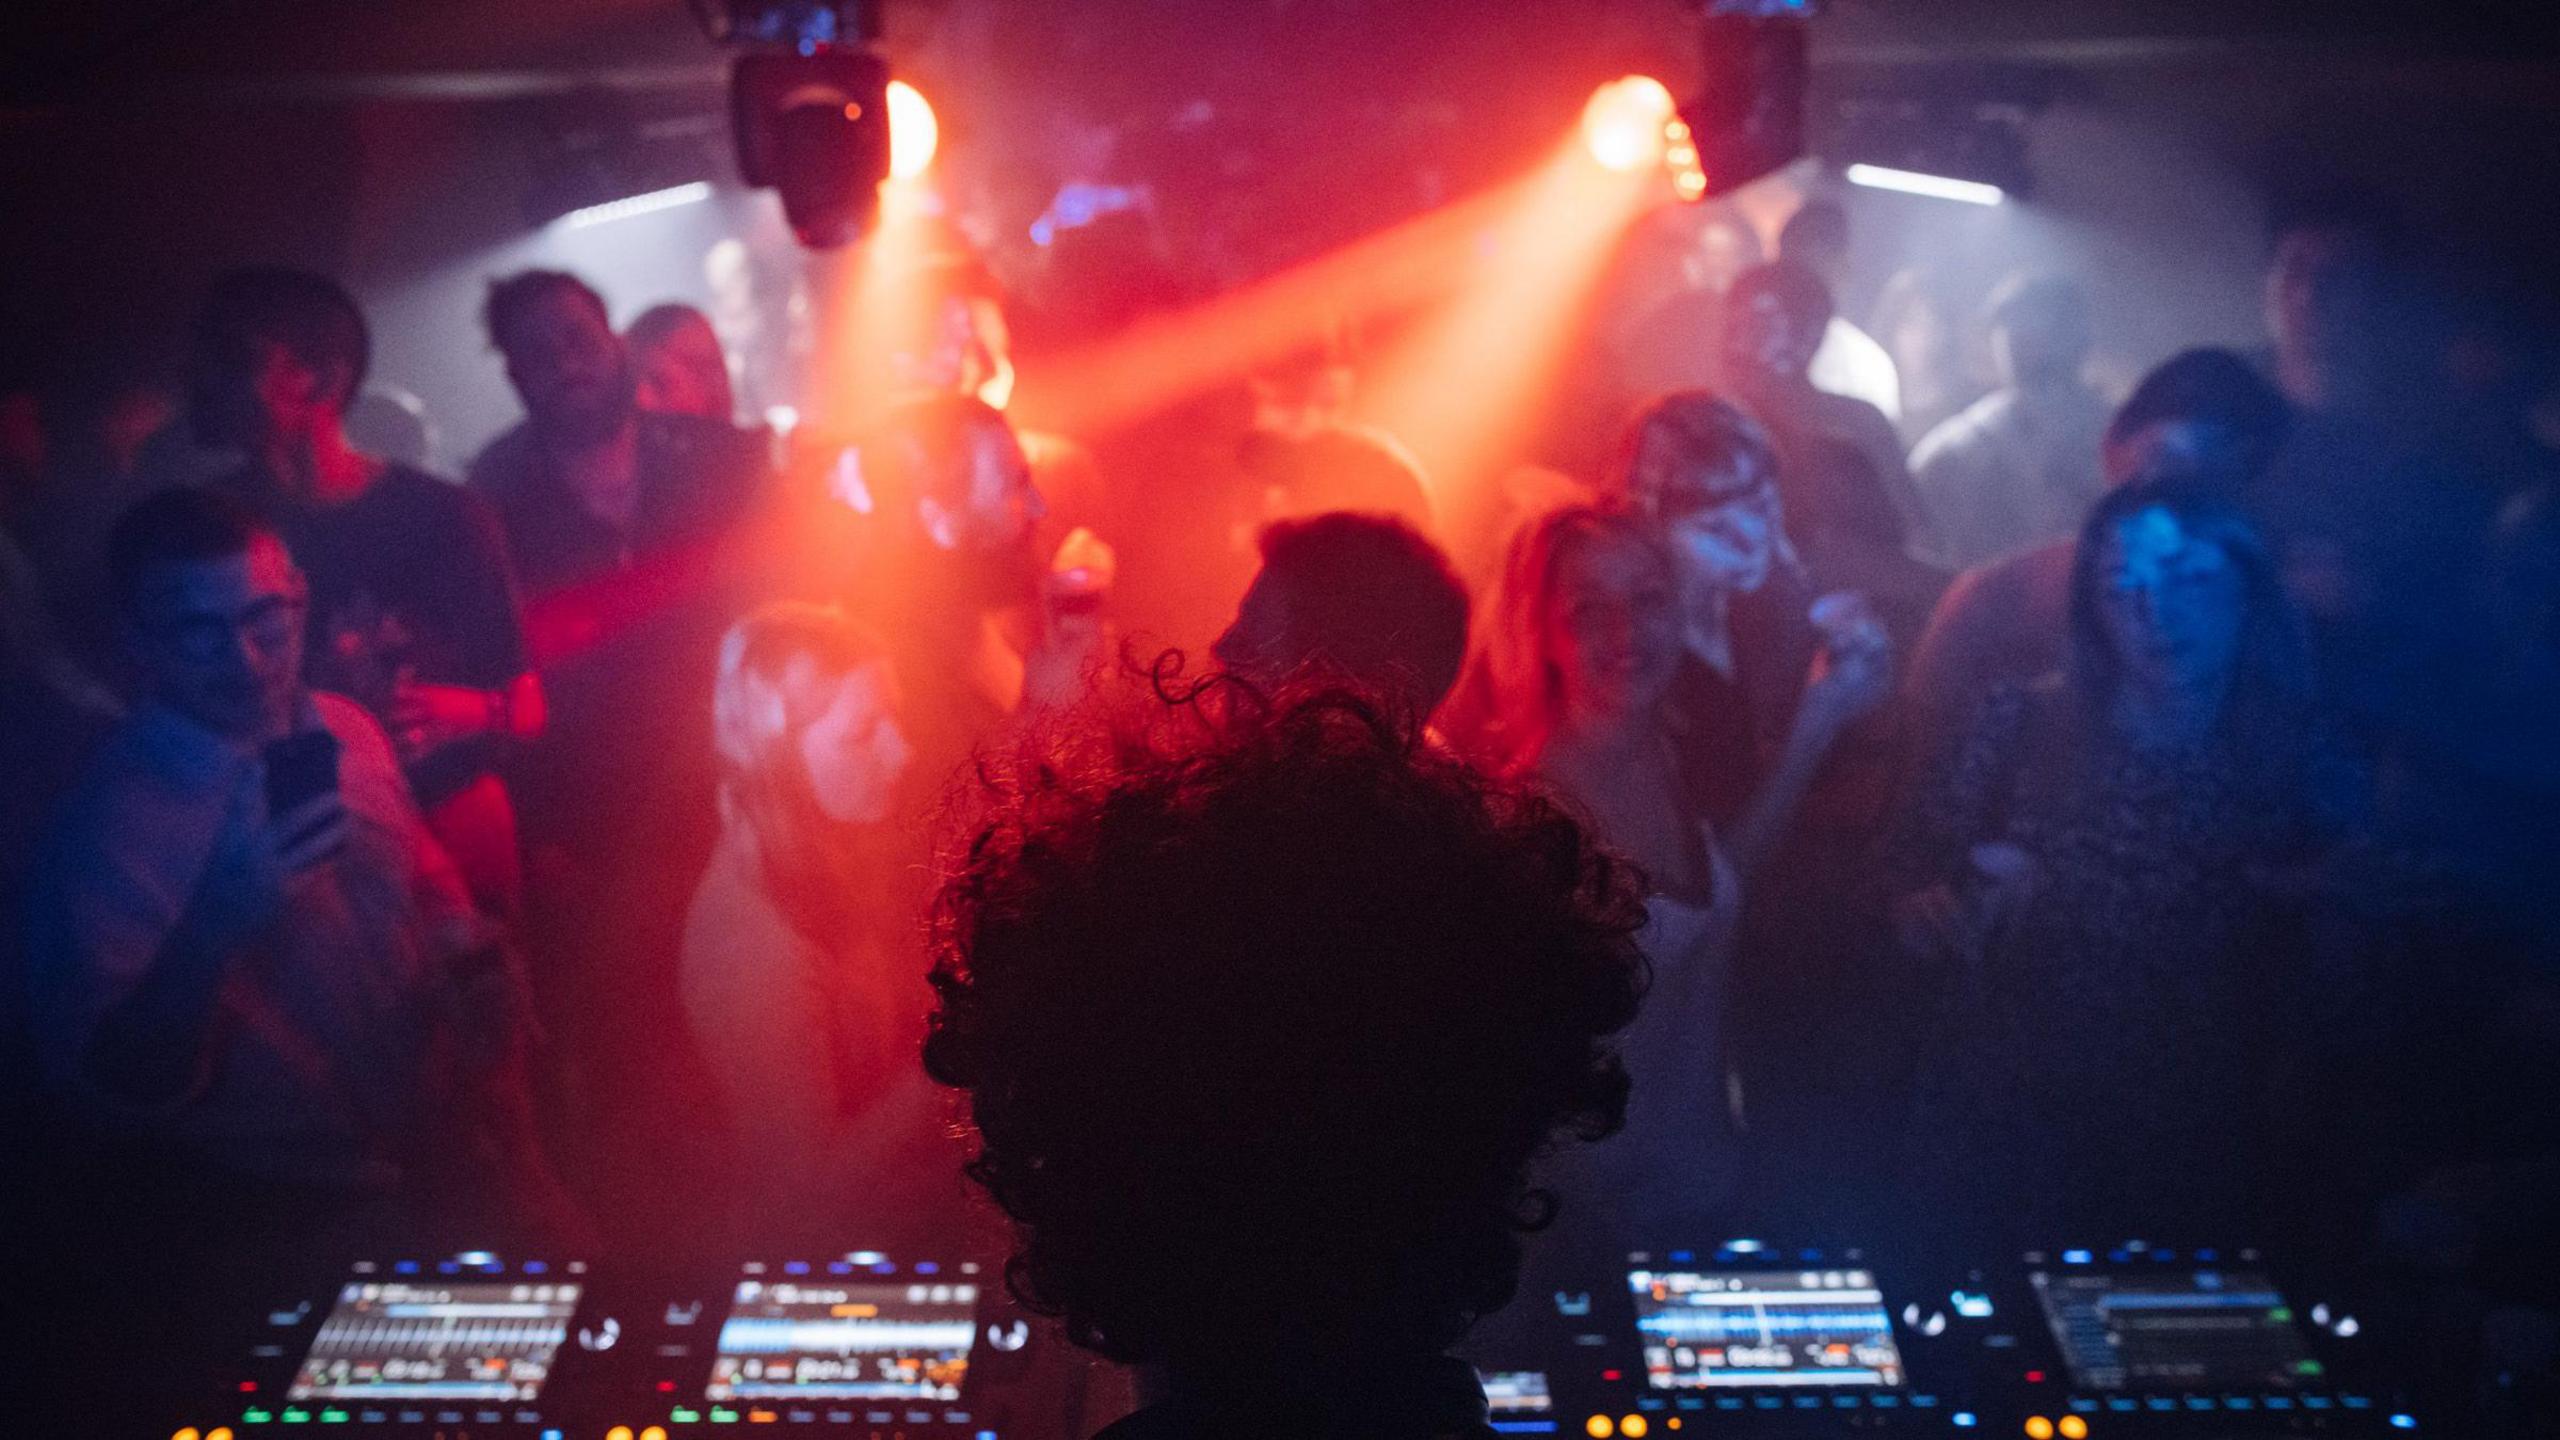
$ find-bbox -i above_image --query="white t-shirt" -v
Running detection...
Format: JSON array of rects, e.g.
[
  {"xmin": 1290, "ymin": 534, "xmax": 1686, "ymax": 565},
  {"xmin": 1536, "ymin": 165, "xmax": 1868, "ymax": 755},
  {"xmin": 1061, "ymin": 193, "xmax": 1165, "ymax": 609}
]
[{"xmin": 1810, "ymin": 317, "xmax": 1903, "ymax": 424}]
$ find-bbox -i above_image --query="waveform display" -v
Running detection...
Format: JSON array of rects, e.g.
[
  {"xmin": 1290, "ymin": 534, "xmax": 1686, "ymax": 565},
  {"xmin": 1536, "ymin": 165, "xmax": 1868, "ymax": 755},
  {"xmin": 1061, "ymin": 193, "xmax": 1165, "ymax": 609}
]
[
  {"xmin": 1626, "ymin": 1269, "xmax": 1906, "ymax": 1391},
  {"xmin": 1640, "ymin": 1309, "xmax": 1902, "ymax": 1338},
  {"xmin": 707, "ymin": 1279, "xmax": 976, "ymax": 1402},
  {"xmin": 716, "ymin": 1317, "xmax": 979, "ymax": 1353},
  {"xmin": 288, "ymin": 1282, "xmax": 579, "ymax": 1401}
]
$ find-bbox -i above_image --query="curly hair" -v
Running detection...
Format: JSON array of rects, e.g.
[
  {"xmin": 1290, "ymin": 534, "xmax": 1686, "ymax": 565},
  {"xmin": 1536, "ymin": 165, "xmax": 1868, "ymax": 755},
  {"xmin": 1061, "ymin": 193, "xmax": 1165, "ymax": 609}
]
[{"xmin": 923, "ymin": 681, "xmax": 1648, "ymax": 1376}]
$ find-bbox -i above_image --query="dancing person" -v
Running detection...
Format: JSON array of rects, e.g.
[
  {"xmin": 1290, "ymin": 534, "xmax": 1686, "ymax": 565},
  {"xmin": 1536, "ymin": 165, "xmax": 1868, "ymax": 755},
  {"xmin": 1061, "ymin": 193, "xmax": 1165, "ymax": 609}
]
[
  {"xmin": 1468, "ymin": 504, "xmax": 1745, "ymax": 1237},
  {"xmin": 843, "ymin": 393, "xmax": 1109, "ymax": 773},
  {"xmin": 680, "ymin": 604, "xmax": 952, "ymax": 1248},
  {"xmin": 1600, "ymin": 394, "xmax": 1895, "ymax": 878},
  {"xmin": 1883, "ymin": 478, "xmax": 2351, "ymax": 1244},
  {"xmin": 469, "ymin": 270, "xmax": 768, "ymax": 594}
]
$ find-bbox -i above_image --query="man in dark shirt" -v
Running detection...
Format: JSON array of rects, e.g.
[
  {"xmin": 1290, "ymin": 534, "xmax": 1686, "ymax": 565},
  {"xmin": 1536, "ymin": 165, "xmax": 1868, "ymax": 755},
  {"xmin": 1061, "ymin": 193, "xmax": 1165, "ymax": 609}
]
[
  {"xmin": 468, "ymin": 271, "xmax": 773, "ymax": 1194},
  {"xmin": 465, "ymin": 269, "xmax": 771, "ymax": 853},
  {"xmin": 192, "ymin": 267, "xmax": 543, "ymax": 917},
  {"xmin": 469, "ymin": 270, "xmax": 768, "ymax": 596}
]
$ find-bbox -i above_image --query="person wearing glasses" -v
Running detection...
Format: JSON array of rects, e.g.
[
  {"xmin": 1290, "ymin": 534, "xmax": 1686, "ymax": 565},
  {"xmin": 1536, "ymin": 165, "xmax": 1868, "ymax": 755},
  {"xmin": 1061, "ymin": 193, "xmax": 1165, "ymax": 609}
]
[{"xmin": 20, "ymin": 487, "xmax": 564, "ymax": 1244}]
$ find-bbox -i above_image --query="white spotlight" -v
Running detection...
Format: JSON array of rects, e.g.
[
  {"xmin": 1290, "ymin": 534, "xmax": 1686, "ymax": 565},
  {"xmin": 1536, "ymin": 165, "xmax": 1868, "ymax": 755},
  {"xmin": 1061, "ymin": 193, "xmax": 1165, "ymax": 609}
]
[
  {"xmin": 553, "ymin": 182, "xmax": 715, "ymax": 231},
  {"xmin": 1844, "ymin": 163, "xmax": 2004, "ymax": 207}
]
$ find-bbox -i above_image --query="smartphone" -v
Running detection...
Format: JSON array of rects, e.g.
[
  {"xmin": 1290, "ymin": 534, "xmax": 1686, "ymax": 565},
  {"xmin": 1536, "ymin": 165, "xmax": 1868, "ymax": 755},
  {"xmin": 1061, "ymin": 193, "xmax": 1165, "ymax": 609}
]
[{"xmin": 262, "ymin": 730, "xmax": 343, "ymax": 818}]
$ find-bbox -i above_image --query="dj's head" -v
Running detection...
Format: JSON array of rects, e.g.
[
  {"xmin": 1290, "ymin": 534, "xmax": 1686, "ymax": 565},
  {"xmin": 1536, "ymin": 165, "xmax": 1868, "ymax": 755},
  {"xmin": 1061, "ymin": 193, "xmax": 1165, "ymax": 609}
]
[{"xmin": 925, "ymin": 686, "xmax": 1645, "ymax": 1396}]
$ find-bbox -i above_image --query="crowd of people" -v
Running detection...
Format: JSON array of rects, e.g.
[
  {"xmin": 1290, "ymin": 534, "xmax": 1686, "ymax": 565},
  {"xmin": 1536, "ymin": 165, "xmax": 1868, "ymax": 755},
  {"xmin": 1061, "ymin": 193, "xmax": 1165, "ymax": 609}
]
[{"xmin": 6, "ymin": 179, "xmax": 2558, "ymax": 1432}]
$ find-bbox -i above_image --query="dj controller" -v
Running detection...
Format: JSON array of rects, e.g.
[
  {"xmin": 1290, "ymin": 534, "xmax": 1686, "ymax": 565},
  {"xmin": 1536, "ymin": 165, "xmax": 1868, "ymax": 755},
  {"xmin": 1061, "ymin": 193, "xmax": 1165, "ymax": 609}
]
[{"xmin": 145, "ymin": 1240, "xmax": 2425, "ymax": 1439}]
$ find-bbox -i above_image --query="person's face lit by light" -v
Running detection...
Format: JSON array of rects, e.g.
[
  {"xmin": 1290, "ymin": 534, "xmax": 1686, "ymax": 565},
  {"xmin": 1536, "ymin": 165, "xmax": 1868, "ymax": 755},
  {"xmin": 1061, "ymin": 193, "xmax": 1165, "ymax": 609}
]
[
  {"xmin": 498, "ymin": 287, "xmax": 632, "ymax": 437},
  {"xmin": 928, "ymin": 421, "xmax": 1045, "ymax": 554},
  {"xmin": 127, "ymin": 533, "xmax": 308, "ymax": 744},
  {"xmin": 1664, "ymin": 485, "xmax": 1783, "ymax": 598},
  {"xmin": 2096, "ymin": 506, "xmax": 2247, "ymax": 700},
  {"xmin": 796, "ymin": 658, "xmax": 913, "ymax": 826},
  {"xmin": 1686, "ymin": 219, "xmax": 1757, "ymax": 297},
  {"xmin": 1548, "ymin": 531, "xmax": 1681, "ymax": 729},
  {"xmin": 632, "ymin": 313, "xmax": 734, "ymax": 423}
]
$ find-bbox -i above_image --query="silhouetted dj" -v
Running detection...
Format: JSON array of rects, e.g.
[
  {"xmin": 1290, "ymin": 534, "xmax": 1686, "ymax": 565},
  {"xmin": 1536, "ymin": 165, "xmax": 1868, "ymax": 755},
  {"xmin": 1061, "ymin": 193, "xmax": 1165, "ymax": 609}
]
[{"xmin": 923, "ymin": 684, "xmax": 1650, "ymax": 1439}]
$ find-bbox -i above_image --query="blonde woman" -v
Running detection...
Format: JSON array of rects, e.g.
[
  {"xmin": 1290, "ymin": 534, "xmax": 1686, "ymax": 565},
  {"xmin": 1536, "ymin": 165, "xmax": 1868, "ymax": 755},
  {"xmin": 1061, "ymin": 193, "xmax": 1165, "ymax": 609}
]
[{"xmin": 681, "ymin": 603, "xmax": 942, "ymax": 1245}]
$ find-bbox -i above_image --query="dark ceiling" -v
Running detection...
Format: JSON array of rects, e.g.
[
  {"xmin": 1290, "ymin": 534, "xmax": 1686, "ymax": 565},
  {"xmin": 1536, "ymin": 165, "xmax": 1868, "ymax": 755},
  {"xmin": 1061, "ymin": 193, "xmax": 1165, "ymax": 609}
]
[{"xmin": 2, "ymin": 0, "xmax": 2551, "ymax": 109}]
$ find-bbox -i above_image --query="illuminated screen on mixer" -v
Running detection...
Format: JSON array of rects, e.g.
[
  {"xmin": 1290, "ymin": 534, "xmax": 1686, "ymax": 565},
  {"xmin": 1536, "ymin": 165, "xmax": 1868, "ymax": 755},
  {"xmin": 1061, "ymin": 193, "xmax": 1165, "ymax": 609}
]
[
  {"xmin": 2031, "ymin": 1269, "xmax": 2325, "ymax": 1392},
  {"xmin": 707, "ymin": 1278, "xmax": 978, "ymax": 1401},
  {"xmin": 288, "ymin": 1281, "xmax": 580, "ymax": 1401},
  {"xmin": 1626, "ymin": 1268, "xmax": 1906, "ymax": 1390}
]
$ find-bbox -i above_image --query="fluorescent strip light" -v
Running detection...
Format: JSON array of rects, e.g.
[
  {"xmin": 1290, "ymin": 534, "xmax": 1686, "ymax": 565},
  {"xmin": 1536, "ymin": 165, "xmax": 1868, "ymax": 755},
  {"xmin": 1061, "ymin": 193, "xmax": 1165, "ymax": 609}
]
[
  {"xmin": 1844, "ymin": 164, "xmax": 2004, "ymax": 207},
  {"xmin": 554, "ymin": 181, "xmax": 714, "ymax": 231}
]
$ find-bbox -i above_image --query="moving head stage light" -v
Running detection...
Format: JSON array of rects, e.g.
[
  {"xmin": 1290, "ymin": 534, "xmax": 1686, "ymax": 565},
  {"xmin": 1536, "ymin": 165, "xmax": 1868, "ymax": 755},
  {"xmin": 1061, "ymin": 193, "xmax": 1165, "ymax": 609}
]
[
  {"xmin": 1684, "ymin": 0, "xmax": 1813, "ymax": 199},
  {"xmin": 696, "ymin": 0, "xmax": 902, "ymax": 248}
]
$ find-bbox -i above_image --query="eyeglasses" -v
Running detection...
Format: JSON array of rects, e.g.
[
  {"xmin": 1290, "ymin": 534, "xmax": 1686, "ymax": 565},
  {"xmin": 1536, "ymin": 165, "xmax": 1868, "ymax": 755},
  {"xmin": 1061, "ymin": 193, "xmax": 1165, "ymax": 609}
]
[{"xmin": 158, "ymin": 595, "xmax": 307, "ymax": 664}]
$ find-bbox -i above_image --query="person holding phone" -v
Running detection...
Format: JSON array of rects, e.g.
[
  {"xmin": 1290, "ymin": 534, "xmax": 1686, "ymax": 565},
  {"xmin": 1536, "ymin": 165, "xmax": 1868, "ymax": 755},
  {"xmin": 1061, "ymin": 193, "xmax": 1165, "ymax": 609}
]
[{"xmin": 22, "ymin": 488, "xmax": 564, "ymax": 1240}]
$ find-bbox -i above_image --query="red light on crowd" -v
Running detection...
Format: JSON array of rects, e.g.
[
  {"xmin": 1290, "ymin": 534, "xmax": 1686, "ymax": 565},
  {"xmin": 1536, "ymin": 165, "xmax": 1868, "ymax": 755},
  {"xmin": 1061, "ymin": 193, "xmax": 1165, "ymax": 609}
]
[{"xmin": 1581, "ymin": 76, "xmax": 1675, "ymax": 172}]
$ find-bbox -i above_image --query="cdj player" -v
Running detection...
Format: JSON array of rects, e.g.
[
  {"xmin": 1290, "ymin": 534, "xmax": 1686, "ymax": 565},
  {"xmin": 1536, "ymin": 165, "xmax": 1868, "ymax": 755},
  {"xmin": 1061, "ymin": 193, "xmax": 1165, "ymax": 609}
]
[{"xmin": 1463, "ymin": 1241, "xmax": 2424, "ymax": 1438}]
